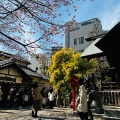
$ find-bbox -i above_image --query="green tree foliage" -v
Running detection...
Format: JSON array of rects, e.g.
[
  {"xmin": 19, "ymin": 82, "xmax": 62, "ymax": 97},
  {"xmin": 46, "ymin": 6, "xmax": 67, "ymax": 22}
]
[{"xmin": 47, "ymin": 47, "xmax": 98, "ymax": 91}]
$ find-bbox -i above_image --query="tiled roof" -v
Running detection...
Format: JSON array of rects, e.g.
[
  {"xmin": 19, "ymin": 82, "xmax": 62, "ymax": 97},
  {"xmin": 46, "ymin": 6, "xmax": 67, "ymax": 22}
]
[
  {"xmin": 81, "ymin": 38, "xmax": 103, "ymax": 58},
  {"xmin": 0, "ymin": 59, "xmax": 49, "ymax": 80},
  {"xmin": 0, "ymin": 58, "xmax": 14, "ymax": 68},
  {"xmin": 41, "ymin": 74, "xmax": 49, "ymax": 80},
  {"xmin": 0, "ymin": 59, "xmax": 32, "ymax": 81},
  {"xmin": 0, "ymin": 51, "xmax": 30, "ymax": 64},
  {"xmin": 20, "ymin": 65, "xmax": 43, "ymax": 78}
]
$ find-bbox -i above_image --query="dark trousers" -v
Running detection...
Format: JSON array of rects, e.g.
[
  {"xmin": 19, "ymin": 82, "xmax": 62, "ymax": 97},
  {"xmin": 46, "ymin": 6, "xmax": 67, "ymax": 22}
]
[
  {"xmin": 17, "ymin": 98, "xmax": 23, "ymax": 107},
  {"xmin": 23, "ymin": 101, "xmax": 28, "ymax": 107},
  {"xmin": 49, "ymin": 101, "xmax": 54, "ymax": 109},
  {"xmin": 88, "ymin": 101, "xmax": 94, "ymax": 120},
  {"xmin": 9, "ymin": 97, "xmax": 14, "ymax": 108},
  {"xmin": 78, "ymin": 112, "xmax": 88, "ymax": 120}
]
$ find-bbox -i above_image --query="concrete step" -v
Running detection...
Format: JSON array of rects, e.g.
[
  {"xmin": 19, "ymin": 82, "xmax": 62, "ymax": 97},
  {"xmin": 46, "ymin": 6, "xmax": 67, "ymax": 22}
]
[
  {"xmin": 74, "ymin": 106, "xmax": 120, "ymax": 119},
  {"xmin": 92, "ymin": 112, "xmax": 104, "ymax": 119},
  {"xmin": 104, "ymin": 109, "xmax": 120, "ymax": 118},
  {"xmin": 91, "ymin": 108, "xmax": 104, "ymax": 114},
  {"xmin": 102, "ymin": 116, "xmax": 120, "ymax": 120},
  {"xmin": 92, "ymin": 106, "xmax": 120, "ymax": 119}
]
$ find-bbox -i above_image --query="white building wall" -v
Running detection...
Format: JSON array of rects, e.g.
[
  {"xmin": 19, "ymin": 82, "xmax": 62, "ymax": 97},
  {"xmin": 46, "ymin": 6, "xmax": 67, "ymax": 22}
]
[
  {"xmin": 28, "ymin": 56, "xmax": 41, "ymax": 73},
  {"xmin": 65, "ymin": 18, "xmax": 103, "ymax": 52},
  {"xmin": 28, "ymin": 54, "xmax": 49, "ymax": 75}
]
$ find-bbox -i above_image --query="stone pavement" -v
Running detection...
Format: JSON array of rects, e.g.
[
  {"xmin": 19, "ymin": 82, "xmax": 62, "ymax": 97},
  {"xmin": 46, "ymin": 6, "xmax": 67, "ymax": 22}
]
[{"xmin": 0, "ymin": 107, "xmax": 102, "ymax": 120}]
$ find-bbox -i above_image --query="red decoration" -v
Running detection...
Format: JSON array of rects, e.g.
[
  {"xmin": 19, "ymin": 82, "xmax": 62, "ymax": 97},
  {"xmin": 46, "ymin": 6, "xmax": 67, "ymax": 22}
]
[
  {"xmin": 68, "ymin": 77, "xmax": 78, "ymax": 87},
  {"xmin": 68, "ymin": 77, "xmax": 78, "ymax": 111}
]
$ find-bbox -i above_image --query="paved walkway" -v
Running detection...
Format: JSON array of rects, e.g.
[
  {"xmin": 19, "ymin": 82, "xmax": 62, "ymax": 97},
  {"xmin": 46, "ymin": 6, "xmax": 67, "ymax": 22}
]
[{"xmin": 0, "ymin": 107, "xmax": 102, "ymax": 120}]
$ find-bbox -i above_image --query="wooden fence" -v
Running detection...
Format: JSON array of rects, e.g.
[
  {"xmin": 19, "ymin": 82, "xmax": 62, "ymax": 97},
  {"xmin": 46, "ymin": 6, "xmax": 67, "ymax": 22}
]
[{"xmin": 98, "ymin": 91, "xmax": 120, "ymax": 106}]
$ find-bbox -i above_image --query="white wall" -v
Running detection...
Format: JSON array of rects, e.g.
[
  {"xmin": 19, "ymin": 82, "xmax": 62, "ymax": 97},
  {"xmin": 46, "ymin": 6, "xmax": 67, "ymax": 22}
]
[{"xmin": 65, "ymin": 18, "xmax": 103, "ymax": 52}]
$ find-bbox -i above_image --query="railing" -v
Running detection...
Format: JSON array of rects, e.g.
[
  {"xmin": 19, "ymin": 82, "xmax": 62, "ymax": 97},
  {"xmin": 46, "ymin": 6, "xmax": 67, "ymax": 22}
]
[{"xmin": 98, "ymin": 91, "xmax": 120, "ymax": 106}]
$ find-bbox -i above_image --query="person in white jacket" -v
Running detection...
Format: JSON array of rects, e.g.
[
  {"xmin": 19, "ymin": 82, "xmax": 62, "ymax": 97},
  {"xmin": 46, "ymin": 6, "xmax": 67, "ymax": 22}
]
[
  {"xmin": 48, "ymin": 88, "xmax": 55, "ymax": 109},
  {"xmin": 76, "ymin": 78, "xmax": 88, "ymax": 120}
]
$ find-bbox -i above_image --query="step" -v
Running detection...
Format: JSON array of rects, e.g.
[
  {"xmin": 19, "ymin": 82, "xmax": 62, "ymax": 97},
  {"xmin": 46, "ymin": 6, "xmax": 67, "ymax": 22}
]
[
  {"xmin": 92, "ymin": 112, "xmax": 104, "ymax": 119},
  {"xmin": 102, "ymin": 116, "xmax": 120, "ymax": 120},
  {"xmin": 103, "ymin": 105, "xmax": 120, "ymax": 109},
  {"xmin": 104, "ymin": 109, "xmax": 120, "ymax": 118},
  {"xmin": 91, "ymin": 108, "xmax": 104, "ymax": 114}
]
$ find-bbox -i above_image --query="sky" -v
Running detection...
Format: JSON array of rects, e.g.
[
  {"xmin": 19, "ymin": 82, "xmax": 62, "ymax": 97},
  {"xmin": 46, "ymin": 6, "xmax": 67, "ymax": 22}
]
[
  {"xmin": 55, "ymin": 0, "xmax": 120, "ymax": 47},
  {"xmin": 1, "ymin": 0, "xmax": 120, "ymax": 54}
]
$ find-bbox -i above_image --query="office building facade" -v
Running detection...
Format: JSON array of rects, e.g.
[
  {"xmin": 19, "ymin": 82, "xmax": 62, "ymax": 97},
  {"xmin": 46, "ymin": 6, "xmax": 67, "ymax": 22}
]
[
  {"xmin": 65, "ymin": 18, "xmax": 103, "ymax": 52},
  {"xmin": 51, "ymin": 46, "xmax": 63, "ymax": 56}
]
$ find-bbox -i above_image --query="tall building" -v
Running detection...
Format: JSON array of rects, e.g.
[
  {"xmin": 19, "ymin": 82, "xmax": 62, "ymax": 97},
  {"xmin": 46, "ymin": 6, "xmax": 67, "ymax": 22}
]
[
  {"xmin": 51, "ymin": 46, "xmax": 63, "ymax": 56},
  {"xmin": 65, "ymin": 18, "xmax": 103, "ymax": 52}
]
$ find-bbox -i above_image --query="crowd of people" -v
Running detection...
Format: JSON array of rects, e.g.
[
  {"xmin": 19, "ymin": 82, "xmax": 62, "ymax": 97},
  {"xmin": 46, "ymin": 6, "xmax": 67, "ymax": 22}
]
[
  {"xmin": 30, "ymin": 77, "xmax": 96, "ymax": 119},
  {"xmin": 0, "ymin": 82, "xmax": 64, "ymax": 118},
  {"xmin": 30, "ymin": 82, "xmax": 64, "ymax": 117},
  {"xmin": 6, "ymin": 87, "xmax": 62, "ymax": 110},
  {"xmin": 0, "ymin": 77, "xmax": 97, "ymax": 119},
  {"xmin": 30, "ymin": 77, "xmax": 97, "ymax": 119},
  {"xmin": 7, "ymin": 86, "xmax": 33, "ymax": 108}
]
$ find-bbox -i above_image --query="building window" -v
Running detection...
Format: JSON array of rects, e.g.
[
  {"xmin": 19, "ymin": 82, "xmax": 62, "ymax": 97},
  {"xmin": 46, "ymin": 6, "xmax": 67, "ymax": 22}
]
[
  {"xmin": 79, "ymin": 37, "xmax": 84, "ymax": 44},
  {"xmin": 74, "ymin": 38, "xmax": 77, "ymax": 45},
  {"xmin": 81, "ymin": 21, "xmax": 92, "ymax": 26},
  {"xmin": 36, "ymin": 67, "xmax": 38, "ymax": 71},
  {"xmin": 79, "ymin": 49, "xmax": 84, "ymax": 52}
]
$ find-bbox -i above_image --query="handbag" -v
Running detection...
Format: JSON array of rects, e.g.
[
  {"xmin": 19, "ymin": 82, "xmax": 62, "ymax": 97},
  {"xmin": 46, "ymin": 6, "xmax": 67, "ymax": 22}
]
[{"xmin": 76, "ymin": 103, "xmax": 83, "ymax": 112}]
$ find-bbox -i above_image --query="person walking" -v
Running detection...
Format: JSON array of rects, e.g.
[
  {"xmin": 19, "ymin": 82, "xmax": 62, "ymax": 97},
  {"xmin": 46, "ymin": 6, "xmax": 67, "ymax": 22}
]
[
  {"xmin": 85, "ymin": 79, "xmax": 94, "ymax": 120},
  {"xmin": 41, "ymin": 87, "xmax": 46, "ymax": 109},
  {"xmin": 9, "ymin": 87, "xmax": 16, "ymax": 108},
  {"xmin": 56, "ymin": 89, "xmax": 62, "ymax": 107},
  {"xmin": 76, "ymin": 78, "xmax": 88, "ymax": 120},
  {"xmin": 48, "ymin": 88, "xmax": 55, "ymax": 109},
  {"xmin": 22, "ymin": 91, "xmax": 29, "ymax": 108},
  {"xmin": 31, "ymin": 82, "xmax": 43, "ymax": 118},
  {"xmin": 16, "ymin": 87, "xmax": 23, "ymax": 108}
]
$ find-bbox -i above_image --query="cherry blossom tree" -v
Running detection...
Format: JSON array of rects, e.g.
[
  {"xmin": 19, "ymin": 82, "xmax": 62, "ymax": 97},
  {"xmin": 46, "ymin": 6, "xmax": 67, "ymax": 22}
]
[{"xmin": 0, "ymin": 0, "xmax": 81, "ymax": 58}]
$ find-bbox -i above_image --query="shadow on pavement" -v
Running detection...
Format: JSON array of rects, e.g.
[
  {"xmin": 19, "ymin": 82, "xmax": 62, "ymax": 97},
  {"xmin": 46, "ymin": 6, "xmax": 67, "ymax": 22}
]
[{"xmin": 38, "ymin": 116, "xmax": 65, "ymax": 120}]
